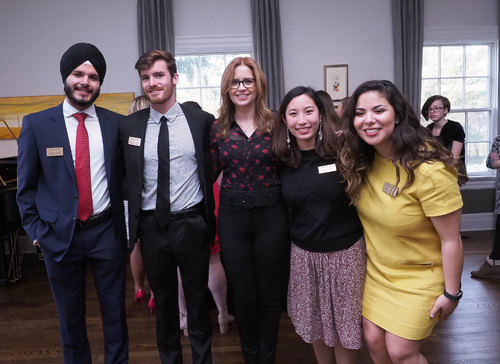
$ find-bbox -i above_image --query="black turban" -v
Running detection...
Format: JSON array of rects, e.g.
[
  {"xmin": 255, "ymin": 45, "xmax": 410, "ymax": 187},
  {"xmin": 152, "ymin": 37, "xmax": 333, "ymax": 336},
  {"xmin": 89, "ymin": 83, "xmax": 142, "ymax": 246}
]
[{"xmin": 60, "ymin": 43, "xmax": 107, "ymax": 84}]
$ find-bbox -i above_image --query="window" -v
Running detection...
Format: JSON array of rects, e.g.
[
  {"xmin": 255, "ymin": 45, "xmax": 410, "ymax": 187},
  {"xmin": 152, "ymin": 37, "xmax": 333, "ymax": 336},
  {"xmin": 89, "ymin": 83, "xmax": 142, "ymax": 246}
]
[
  {"xmin": 176, "ymin": 53, "xmax": 250, "ymax": 117},
  {"xmin": 421, "ymin": 43, "xmax": 497, "ymax": 178}
]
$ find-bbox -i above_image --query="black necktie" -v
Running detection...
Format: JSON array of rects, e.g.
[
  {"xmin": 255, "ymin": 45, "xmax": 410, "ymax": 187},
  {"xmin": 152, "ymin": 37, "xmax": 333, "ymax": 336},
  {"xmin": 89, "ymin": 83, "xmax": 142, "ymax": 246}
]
[{"xmin": 155, "ymin": 116, "xmax": 170, "ymax": 227}]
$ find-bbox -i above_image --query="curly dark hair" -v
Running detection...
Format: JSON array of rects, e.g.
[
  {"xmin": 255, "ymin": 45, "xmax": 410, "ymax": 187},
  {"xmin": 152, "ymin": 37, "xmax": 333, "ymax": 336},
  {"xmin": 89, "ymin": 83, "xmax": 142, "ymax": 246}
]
[
  {"xmin": 273, "ymin": 86, "xmax": 339, "ymax": 169},
  {"xmin": 339, "ymin": 80, "xmax": 466, "ymax": 205}
]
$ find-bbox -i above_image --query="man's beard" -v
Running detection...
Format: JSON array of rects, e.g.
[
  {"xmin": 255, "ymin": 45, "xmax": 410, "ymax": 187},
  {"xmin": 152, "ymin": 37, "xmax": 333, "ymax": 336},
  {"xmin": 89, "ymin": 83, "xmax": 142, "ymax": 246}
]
[{"xmin": 64, "ymin": 83, "xmax": 100, "ymax": 109}]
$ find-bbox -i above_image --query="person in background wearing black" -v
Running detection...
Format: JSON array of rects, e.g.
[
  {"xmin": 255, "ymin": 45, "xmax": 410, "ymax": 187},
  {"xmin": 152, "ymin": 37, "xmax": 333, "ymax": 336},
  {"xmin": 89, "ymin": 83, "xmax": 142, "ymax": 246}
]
[
  {"xmin": 421, "ymin": 95, "xmax": 467, "ymax": 180},
  {"xmin": 273, "ymin": 86, "xmax": 365, "ymax": 364},
  {"xmin": 210, "ymin": 57, "xmax": 290, "ymax": 364}
]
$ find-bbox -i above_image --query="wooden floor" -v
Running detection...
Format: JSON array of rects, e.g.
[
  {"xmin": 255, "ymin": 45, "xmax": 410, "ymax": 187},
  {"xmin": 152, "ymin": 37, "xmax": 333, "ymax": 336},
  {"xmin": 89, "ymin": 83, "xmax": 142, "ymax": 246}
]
[{"xmin": 1, "ymin": 230, "xmax": 499, "ymax": 364}]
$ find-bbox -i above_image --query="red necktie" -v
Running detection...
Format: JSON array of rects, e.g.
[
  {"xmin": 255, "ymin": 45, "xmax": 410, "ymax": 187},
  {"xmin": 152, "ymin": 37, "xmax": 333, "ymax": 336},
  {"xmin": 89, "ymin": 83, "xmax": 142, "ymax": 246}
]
[{"xmin": 74, "ymin": 112, "xmax": 93, "ymax": 221}]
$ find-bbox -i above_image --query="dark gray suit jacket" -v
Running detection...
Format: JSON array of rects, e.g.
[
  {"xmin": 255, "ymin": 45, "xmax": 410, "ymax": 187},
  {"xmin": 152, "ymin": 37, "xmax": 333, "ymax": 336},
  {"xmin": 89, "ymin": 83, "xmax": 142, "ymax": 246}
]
[{"xmin": 119, "ymin": 105, "xmax": 216, "ymax": 246}]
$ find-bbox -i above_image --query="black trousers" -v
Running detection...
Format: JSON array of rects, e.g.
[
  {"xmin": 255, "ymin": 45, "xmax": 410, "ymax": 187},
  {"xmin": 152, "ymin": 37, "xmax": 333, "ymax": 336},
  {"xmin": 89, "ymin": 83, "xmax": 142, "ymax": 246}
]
[
  {"xmin": 490, "ymin": 214, "xmax": 500, "ymax": 260},
  {"xmin": 218, "ymin": 189, "xmax": 290, "ymax": 364},
  {"xmin": 138, "ymin": 212, "xmax": 212, "ymax": 364},
  {"xmin": 44, "ymin": 214, "xmax": 129, "ymax": 364}
]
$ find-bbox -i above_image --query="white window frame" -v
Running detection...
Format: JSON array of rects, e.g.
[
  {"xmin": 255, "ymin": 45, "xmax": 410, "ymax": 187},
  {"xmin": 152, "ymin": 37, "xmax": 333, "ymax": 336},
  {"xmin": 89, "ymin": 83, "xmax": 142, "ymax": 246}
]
[
  {"xmin": 423, "ymin": 26, "xmax": 499, "ymax": 190},
  {"xmin": 174, "ymin": 34, "xmax": 253, "ymax": 116}
]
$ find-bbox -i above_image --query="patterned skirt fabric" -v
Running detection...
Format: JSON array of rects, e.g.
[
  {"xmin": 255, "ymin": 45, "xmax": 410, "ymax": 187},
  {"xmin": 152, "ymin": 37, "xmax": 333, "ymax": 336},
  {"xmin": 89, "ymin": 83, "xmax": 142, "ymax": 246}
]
[{"xmin": 287, "ymin": 237, "xmax": 366, "ymax": 349}]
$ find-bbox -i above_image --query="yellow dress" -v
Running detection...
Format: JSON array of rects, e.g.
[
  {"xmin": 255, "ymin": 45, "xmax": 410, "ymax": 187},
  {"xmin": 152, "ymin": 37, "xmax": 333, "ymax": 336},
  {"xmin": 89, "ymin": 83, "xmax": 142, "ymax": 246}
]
[{"xmin": 357, "ymin": 154, "xmax": 463, "ymax": 340}]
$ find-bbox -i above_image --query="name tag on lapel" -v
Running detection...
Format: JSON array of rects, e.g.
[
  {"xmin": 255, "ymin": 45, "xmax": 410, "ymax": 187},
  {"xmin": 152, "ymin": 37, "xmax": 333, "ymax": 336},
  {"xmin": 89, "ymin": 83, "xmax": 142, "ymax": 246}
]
[
  {"xmin": 128, "ymin": 137, "xmax": 141, "ymax": 147},
  {"xmin": 318, "ymin": 164, "xmax": 337, "ymax": 174},
  {"xmin": 46, "ymin": 147, "xmax": 63, "ymax": 157}
]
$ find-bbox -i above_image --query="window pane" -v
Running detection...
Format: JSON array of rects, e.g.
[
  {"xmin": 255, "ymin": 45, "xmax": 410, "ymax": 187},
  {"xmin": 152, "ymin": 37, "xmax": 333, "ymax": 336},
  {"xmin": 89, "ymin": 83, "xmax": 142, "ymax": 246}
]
[
  {"xmin": 201, "ymin": 88, "xmax": 221, "ymax": 117},
  {"xmin": 441, "ymin": 46, "xmax": 463, "ymax": 77},
  {"xmin": 422, "ymin": 47, "xmax": 438, "ymax": 78},
  {"xmin": 176, "ymin": 88, "xmax": 201, "ymax": 105},
  {"xmin": 466, "ymin": 45, "xmax": 489, "ymax": 77},
  {"xmin": 441, "ymin": 78, "xmax": 463, "ymax": 108},
  {"xmin": 466, "ymin": 142, "xmax": 489, "ymax": 173},
  {"xmin": 421, "ymin": 79, "xmax": 438, "ymax": 108},
  {"xmin": 200, "ymin": 55, "xmax": 225, "ymax": 87},
  {"xmin": 177, "ymin": 56, "xmax": 200, "ymax": 87},
  {"xmin": 465, "ymin": 78, "xmax": 489, "ymax": 108},
  {"xmin": 467, "ymin": 111, "xmax": 490, "ymax": 142},
  {"xmin": 447, "ymin": 112, "xmax": 465, "ymax": 129}
]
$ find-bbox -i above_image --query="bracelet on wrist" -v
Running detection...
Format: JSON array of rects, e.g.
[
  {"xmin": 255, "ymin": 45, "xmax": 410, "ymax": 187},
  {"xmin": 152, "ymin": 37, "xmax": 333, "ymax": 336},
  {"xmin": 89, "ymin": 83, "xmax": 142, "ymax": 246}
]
[{"xmin": 443, "ymin": 288, "xmax": 463, "ymax": 301}]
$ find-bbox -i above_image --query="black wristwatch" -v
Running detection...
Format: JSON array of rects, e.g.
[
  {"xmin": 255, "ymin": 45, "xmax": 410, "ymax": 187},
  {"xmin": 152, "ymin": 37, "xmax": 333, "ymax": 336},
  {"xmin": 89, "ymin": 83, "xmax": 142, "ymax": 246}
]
[{"xmin": 443, "ymin": 288, "xmax": 463, "ymax": 301}]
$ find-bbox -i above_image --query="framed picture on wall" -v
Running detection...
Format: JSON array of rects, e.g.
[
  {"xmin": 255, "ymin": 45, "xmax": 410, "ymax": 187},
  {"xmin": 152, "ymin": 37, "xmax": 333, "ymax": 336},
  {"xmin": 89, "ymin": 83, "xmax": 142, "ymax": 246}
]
[{"xmin": 324, "ymin": 64, "xmax": 348, "ymax": 102}]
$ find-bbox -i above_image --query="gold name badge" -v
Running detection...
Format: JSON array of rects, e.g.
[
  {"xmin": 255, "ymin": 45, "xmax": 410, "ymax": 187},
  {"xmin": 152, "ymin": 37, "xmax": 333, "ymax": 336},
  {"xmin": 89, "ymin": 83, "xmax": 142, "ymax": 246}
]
[
  {"xmin": 46, "ymin": 147, "xmax": 63, "ymax": 157},
  {"xmin": 382, "ymin": 182, "xmax": 398, "ymax": 197}
]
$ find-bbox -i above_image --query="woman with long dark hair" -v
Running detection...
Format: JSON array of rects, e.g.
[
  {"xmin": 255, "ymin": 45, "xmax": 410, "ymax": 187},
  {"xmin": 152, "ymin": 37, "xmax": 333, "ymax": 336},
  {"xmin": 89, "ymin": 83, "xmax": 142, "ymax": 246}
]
[
  {"xmin": 273, "ymin": 86, "xmax": 365, "ymax": 364},
  {"xmin": 210, "ymin": 57, "xmax": 289, "ymax": 364},
  {"xmin": 339, "ymin": 80, "xmax": 465, "ymax": 364}
]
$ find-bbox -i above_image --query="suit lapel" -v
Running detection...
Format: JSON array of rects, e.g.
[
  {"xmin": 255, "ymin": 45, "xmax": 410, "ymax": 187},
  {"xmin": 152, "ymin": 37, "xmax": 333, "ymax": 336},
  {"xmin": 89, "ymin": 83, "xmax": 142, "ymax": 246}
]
[
  {"xmin": 50, "ymin": 104, "xmax": 76, "ymax": 183},
  {"xmin": 131, "ymin": 109, "xmax": 149, "ymax": 189},
  {"xmin": 182, "ymin": 106, "xmax": 204, "ymax": 170},
  {"xmin": 96, "ymin": 107, "xmax": 113, "ymax": 182}
]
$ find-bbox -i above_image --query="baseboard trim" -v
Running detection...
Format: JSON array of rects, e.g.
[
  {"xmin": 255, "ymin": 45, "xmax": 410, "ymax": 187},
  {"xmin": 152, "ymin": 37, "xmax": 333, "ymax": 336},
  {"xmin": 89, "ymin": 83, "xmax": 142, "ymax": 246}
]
[{"xmin": 461, "ymin": 212, "xmax": 495, "ymax": 232}]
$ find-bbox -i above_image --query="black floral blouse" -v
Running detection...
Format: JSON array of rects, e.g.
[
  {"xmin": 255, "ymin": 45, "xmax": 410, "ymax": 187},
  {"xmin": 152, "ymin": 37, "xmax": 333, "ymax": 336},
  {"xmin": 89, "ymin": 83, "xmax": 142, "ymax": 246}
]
[{"xmin": 210, "ymin": 119, "xmax": 281, "ymax": 191}]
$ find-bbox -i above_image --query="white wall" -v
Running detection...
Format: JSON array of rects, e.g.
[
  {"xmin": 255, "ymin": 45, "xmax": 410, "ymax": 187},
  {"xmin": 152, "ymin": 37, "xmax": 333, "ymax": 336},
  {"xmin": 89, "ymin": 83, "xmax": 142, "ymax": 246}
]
[
  {"xmin": 0, "ymin": 0, "xmax": 497, "ymax": 101},
  {"xmin": 0, "ymin": 0, "xmax": 139, "ymax": 98},
  {"xmin": 281, "ymin": 0, "xmax": 394, "ymax": 94}
]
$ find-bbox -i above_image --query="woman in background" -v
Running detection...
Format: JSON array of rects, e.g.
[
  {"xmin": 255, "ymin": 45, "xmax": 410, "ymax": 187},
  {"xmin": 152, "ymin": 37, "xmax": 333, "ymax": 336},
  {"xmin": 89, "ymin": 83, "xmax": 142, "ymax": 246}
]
[
  {"xmin": 316, "ymin": 90, "xmax": 341, "ymax": 131},
  {"xmin": 127, "ymin": 95, "xmax": 155, "ymax": 314},
  {"xmin": 177, "ymin": 101, "xmax": 234, "ymax": 336},
  {"xmin": 340, "ymin": 80, "xmax": 465, "ymax": 364},
  {"xmin": 210, "ymin": 57, "xmax": 289, "ymax": 364},
  {"xmin": 273, "ymin": 86, "xmax": 365, "ymax": 364},
  {"xmin": 421, "ymin": 95, "xmax": 467, "ymax": 179}
]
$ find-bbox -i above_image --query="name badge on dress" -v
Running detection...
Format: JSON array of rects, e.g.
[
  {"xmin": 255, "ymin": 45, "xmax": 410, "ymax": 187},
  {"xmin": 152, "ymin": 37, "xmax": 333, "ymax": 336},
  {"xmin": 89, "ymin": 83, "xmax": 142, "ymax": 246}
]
[
  {"xmin": 46, "ymin": 147, "xmax": 63, "ymax": 157},
  {"xmin": 382, "ymin": 182, "xmax": 398, "ymax": 197},
  {"xmin": 318, "ymin": 164, "xmax": 336, "ymax": 174},
  {"xmin": 128, "ymin": 136, "xmax": 141, "ymax": 147}
]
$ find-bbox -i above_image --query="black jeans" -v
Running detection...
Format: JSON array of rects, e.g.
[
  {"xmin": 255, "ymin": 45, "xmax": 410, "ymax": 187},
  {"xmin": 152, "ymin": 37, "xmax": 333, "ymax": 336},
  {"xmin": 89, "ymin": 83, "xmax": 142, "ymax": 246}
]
[{"xmin": 218, "ymin": 188, "xmax": 290, "ymax": 364}]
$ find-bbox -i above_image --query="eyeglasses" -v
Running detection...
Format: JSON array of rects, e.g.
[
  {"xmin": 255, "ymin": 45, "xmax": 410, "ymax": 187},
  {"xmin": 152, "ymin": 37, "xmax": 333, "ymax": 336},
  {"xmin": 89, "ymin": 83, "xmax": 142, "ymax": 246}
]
[
  {"xmin": 230, "ymin": 78, "xmax": 255, "ymax": 89},
  {"xmin": 428, "ymin": 107, "xmax": 445, "ymax": 113}
]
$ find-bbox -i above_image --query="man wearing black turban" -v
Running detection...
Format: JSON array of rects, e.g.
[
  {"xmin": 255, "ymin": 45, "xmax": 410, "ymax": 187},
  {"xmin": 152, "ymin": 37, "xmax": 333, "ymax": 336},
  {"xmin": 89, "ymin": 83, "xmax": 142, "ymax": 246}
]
[{"xmin": 17, "ymin": 43, "xmax": 129, "ymax": 363}]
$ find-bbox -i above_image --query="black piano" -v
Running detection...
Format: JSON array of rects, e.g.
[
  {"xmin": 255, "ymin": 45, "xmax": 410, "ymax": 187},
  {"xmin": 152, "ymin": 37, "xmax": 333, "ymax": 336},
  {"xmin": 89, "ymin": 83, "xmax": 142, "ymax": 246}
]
[{"xmin": 0, "ymin": 156, "xmax": 22, "ymax": 285}]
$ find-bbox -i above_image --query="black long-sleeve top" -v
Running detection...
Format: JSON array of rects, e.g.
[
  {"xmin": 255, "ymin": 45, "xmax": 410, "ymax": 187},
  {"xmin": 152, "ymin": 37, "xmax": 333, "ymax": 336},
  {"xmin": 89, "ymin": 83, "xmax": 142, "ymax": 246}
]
[{"xmin": 279, "ymin": 149, "xmax": 363, "ymax": 253}]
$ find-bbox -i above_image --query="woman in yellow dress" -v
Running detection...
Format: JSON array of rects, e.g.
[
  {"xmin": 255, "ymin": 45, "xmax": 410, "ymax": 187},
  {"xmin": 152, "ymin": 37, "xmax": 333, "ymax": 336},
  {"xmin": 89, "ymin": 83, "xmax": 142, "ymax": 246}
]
[{"xmin": 339, "ymin": 80, "xmax": 467, "ymax": 364}]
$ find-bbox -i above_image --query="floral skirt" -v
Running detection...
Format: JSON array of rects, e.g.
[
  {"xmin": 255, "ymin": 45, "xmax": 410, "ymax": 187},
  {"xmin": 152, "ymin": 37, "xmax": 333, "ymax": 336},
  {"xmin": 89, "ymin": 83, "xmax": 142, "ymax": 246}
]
[{"xmin": 287, "ymin": 237, "xmax": 366, "ymax": 349}]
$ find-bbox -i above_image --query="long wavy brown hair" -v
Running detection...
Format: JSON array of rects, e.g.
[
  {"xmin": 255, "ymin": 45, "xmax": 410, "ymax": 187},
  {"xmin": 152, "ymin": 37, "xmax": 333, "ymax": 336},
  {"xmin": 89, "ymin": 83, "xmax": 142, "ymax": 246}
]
[
  {"xmin": 273, "ymin": 86, "xmax": 339, "ymax": 169},
  {"xmin": 339, "ymin": 80, "xmax": 467, "ymax": 205},
  {"xmin": 217, "ymin": 57, "xmax": 274, "ymax": 138}
]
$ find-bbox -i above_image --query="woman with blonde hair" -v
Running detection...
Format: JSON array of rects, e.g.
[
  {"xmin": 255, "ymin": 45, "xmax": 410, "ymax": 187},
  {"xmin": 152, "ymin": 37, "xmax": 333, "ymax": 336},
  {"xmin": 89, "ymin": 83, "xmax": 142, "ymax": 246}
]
[{"xmin": 210, "ymin": 57, "xmax": 289, "ymax": 364}]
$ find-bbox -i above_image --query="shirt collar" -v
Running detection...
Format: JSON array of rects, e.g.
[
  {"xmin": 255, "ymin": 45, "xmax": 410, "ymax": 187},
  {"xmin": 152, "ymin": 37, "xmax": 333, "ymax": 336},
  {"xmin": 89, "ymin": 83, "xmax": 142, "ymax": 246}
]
[
  {"xmin": 149, "ymin": 101, "xmax": 181, "ymax": 124},
  {"xmin": 63, "ymin": 98, "xmax": 97, "ymax": 119}
]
